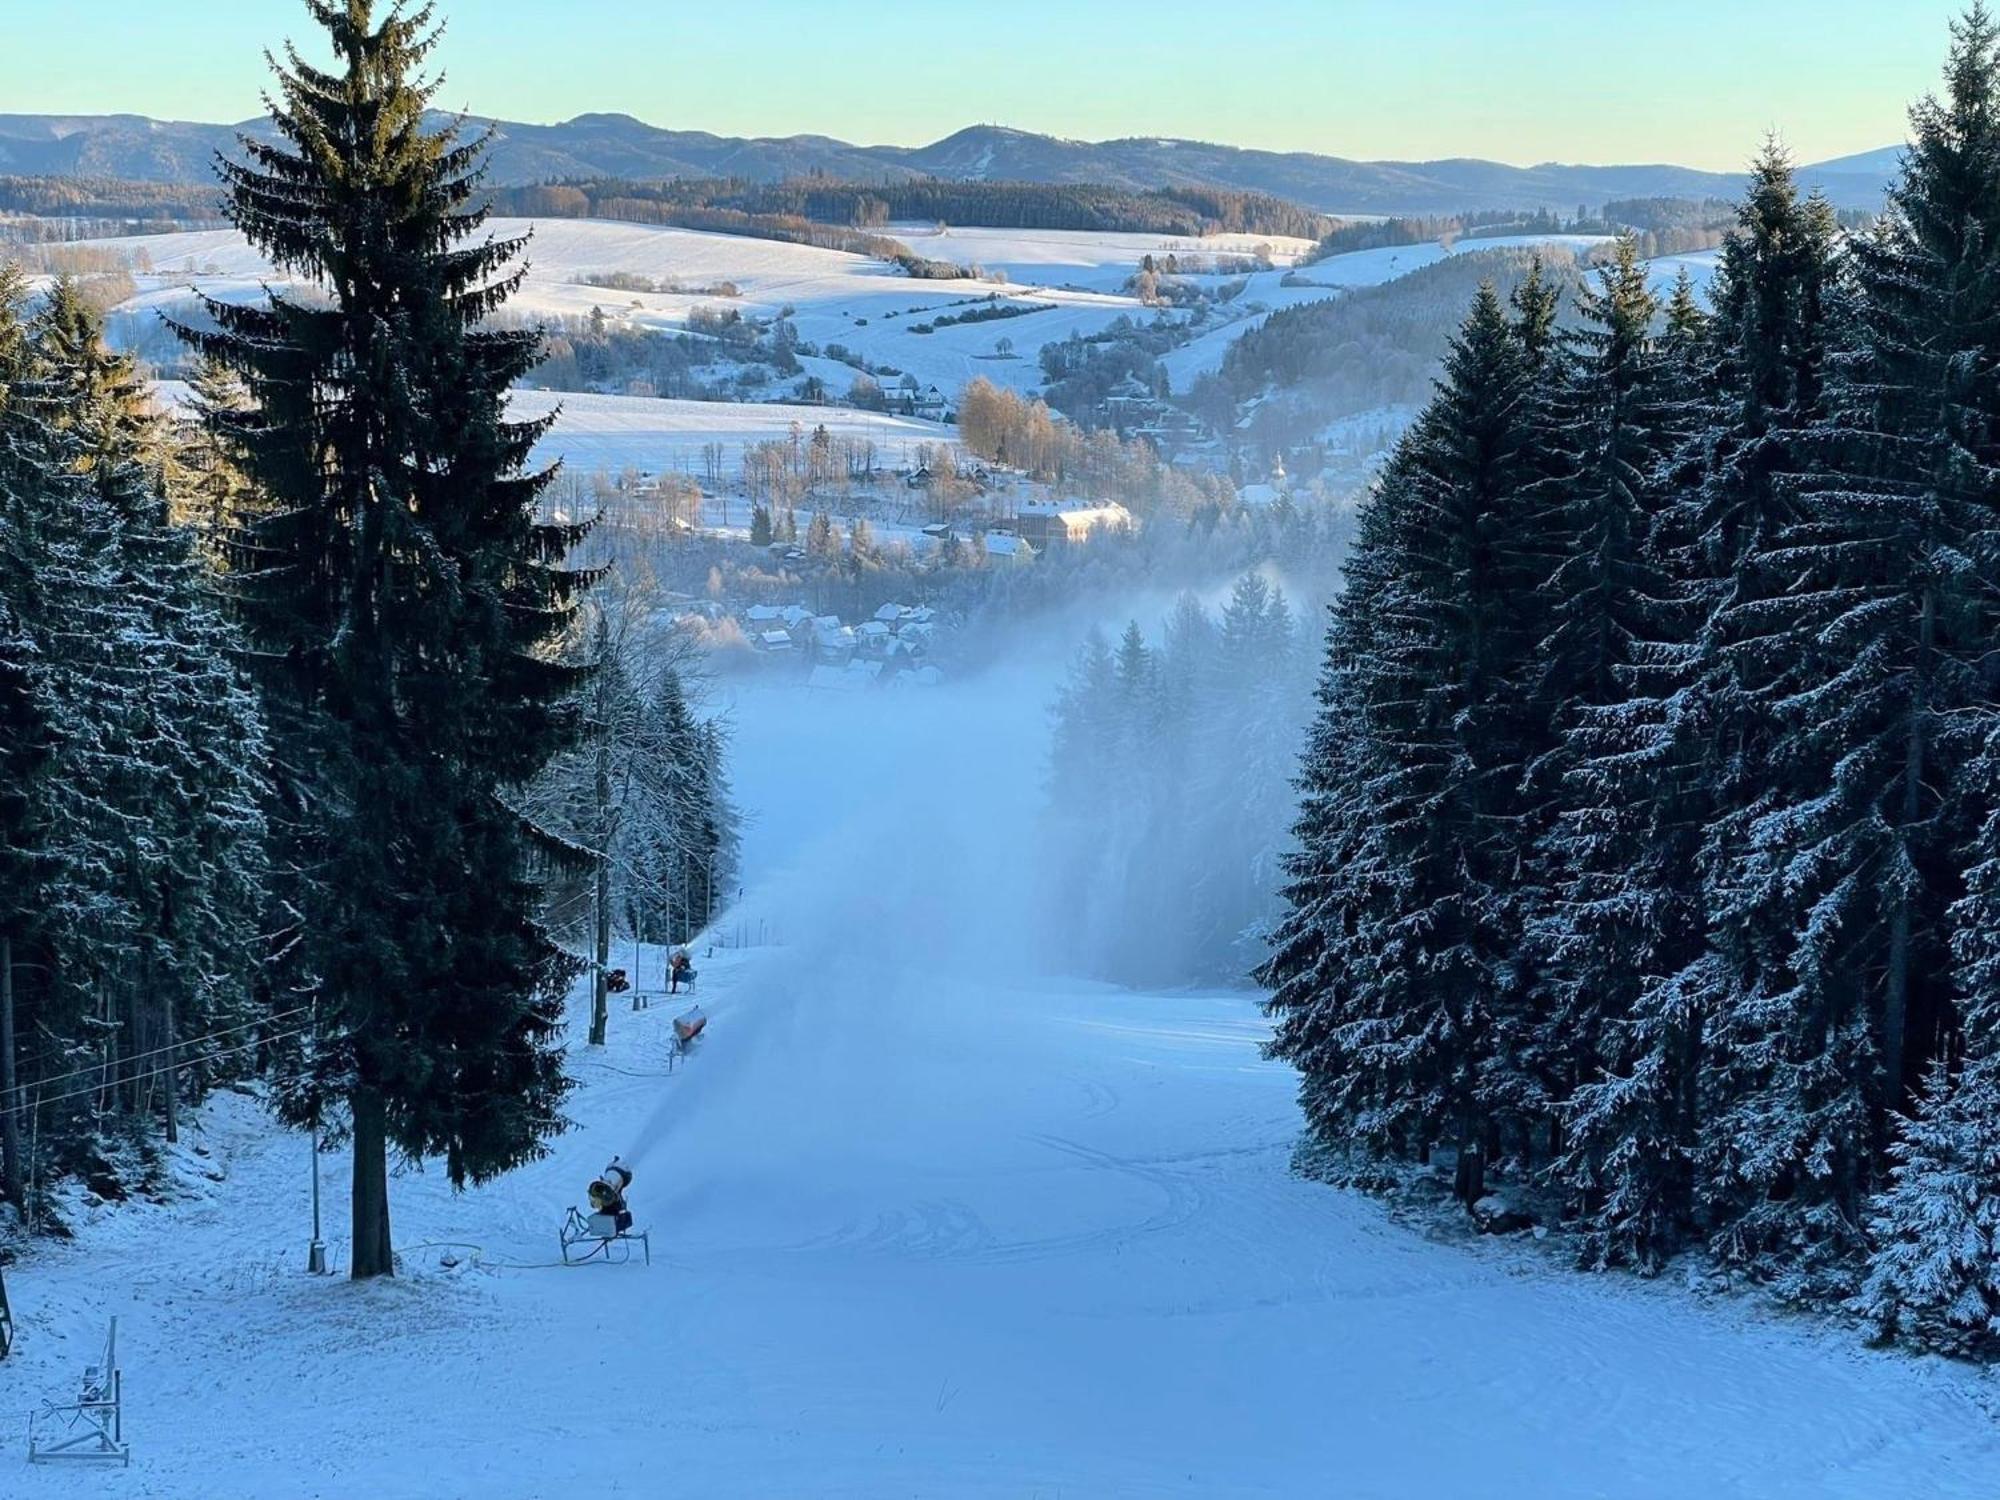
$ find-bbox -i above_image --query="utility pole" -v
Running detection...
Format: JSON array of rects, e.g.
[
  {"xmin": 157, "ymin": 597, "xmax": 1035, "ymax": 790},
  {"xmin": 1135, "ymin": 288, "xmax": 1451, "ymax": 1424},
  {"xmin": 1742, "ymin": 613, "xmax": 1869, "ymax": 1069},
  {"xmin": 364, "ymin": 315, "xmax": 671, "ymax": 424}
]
[
  {"xmin": 306, "ymin": 997, "xmax": 327, "ymax": 1275},
  {"xmin": 157, "ymin": 944, "xmax": 178, "ymax": 1147},
  {"xmin": 307, "ymin": 1125, "xmax": 326, "ymax": 1275},
  {"xmin": 0, "ymin": 935, "xmax": 20, "ymax": 1209}
]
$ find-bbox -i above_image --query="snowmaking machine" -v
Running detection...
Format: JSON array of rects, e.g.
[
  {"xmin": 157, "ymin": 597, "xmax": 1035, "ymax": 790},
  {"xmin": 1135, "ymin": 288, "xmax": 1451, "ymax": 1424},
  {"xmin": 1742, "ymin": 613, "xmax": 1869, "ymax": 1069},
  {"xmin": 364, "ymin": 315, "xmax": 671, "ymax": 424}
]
[{"xmin": 559, "ymin": 1157, "xmax": 650, "ymax": 1265}]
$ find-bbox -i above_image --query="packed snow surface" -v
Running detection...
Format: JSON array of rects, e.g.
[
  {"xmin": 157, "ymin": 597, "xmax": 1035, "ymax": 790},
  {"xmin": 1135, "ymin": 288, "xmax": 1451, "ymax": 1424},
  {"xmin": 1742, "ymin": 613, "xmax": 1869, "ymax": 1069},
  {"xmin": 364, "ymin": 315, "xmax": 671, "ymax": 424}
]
[{"xmin": 9, "ymin": 657, "xmax": 1996, "ymax": 1498}]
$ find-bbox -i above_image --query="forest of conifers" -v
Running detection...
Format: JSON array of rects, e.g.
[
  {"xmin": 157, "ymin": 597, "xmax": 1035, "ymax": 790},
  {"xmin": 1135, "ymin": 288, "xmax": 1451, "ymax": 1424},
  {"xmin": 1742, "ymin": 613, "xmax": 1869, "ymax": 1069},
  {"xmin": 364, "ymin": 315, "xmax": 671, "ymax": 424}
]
[{"xmin": 1263, "ymin": 8, "xmax": 2000, "ymax": 1357}]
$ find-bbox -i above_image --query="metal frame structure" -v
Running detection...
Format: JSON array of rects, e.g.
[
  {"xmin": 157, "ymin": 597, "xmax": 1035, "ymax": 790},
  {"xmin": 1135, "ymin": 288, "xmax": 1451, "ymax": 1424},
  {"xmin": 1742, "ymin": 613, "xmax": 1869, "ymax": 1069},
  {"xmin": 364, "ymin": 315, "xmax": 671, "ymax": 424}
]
[
  {"xmin": 29, "ymin": 1318, "xmax": 130, "ymax": 1466},
  {"xmin": 559, "ymin": 1206, "xmax": 650, "ymax": 1266}
]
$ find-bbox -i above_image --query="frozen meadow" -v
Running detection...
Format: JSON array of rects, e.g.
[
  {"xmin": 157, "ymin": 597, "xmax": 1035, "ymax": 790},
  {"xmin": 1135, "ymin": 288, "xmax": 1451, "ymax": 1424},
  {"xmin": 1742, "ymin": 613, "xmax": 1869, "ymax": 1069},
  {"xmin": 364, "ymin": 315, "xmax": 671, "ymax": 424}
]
[{"xmin": 78, "ymin": 218, "xmax": 1694, "ymax": 409}]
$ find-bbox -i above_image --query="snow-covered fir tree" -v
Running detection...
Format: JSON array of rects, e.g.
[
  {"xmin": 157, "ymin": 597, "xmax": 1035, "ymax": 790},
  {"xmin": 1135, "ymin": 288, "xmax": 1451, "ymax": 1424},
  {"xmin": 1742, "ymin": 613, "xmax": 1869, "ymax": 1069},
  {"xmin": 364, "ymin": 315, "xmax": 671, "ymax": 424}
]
[
  {"xmin": 0, "ymin": 273, "xmax": 269, "ymax": 1210},
  {"xmin": 180, "ymin": 0, "xmax": 593, "ymax": 1278},
  {"xmin": 1263, "ymin": 283, "xmax": 1555, "ymax": 1201}
]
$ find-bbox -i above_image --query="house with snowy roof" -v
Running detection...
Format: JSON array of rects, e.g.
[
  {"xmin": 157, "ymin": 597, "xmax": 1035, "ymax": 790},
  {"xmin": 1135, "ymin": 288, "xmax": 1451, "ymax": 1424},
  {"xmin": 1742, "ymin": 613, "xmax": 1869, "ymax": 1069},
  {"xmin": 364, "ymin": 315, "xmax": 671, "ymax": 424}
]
[{"xmin": 982, "ymin": 532, "xmax": 1033, "ymax": 565}]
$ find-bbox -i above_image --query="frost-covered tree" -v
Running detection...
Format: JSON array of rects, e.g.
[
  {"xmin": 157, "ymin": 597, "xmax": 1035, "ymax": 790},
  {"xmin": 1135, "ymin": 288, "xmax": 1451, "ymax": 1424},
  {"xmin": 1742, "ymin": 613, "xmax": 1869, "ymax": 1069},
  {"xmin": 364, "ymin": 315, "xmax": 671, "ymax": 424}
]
[
  {"xmin": 1264, "ymin": 284, "xmax": 1554, "ymax": 1199},
  {"xmin": 1862, "ymin": 741, "xmax": 2000, "ymax": 1352},
  {"xmin": 34, "ymin": 282, "xmax": 270, "ymax": 1134},
  {"xmin": 0, "ymin": 271, "xmax": 269, "ymax": 1206},
  {"xmin": 181, "ymin": 0, "xmax": 591, "ymax": 1278},
  {"xmin": 1522, "ymin": 240, "xmax": 1706, "ymax": 1262},
  {"xmin": 1692, "ymin": 8, "xmax": 2000, "ymax": 1295},
  {"xmin": 1041, "ymin": 576, "xmax": 1306, "ymax": 987}
]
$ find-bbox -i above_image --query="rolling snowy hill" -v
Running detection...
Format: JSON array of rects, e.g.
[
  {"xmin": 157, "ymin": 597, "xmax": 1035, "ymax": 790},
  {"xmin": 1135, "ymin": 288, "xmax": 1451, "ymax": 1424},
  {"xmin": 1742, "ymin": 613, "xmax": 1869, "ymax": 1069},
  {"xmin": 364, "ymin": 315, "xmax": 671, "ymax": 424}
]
[{"xmin": 83, "ymin": 218, "xmax": 1653, "ymax": 416}]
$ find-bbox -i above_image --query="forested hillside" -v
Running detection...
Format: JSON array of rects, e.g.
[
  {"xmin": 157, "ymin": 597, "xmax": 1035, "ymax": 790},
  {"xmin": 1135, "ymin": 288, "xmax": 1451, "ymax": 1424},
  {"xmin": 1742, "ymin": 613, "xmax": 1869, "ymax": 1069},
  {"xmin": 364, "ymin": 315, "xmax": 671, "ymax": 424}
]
[
  {"xmin": 1188, "ymin": 246, "xmax": 1587, "ymax": 455},
  {"xmin": 495, "ymin": 177, "xmax": 1330, "ymax": 241}
]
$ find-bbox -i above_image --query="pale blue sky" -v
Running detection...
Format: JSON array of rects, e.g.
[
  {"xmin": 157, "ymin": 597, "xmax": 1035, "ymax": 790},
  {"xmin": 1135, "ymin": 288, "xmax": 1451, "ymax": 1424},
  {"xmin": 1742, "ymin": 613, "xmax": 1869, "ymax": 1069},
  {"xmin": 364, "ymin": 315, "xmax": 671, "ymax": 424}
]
[{"xmin": 0, "ymin": 1, "xmax": 1959, "ymax": 169}]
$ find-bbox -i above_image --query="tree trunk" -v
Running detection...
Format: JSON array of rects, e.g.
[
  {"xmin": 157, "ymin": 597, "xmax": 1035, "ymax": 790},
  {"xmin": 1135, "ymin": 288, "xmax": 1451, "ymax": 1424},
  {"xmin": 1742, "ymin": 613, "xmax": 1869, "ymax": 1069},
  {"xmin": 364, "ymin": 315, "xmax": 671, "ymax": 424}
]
[
  {"xmin": 1883, "ymin": 585, "xmax": 1934, "ymax": 1116},
  {"xmin": 590, "ymin": 859, "xmax": 611, "ymax": 1047},
  {"xmin": 1454, "ymin": 1117, "xmax": 1486, "ymax": 1208},
  {"xmin": 0, "ymin": 935, "xmax": 21, "ymax": 1209},
  {"xmin": 350, "ymin": 1089, "xmax": 394, "ymax": 1279}
]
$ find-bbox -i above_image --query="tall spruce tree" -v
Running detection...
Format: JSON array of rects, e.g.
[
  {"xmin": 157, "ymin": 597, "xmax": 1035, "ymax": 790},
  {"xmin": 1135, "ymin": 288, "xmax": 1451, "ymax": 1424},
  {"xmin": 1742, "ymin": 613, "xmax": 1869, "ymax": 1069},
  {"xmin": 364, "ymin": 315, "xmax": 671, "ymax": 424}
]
[
  {"xmin": 1694, "ymin": 7, "xmax": 2000, "ymax": 1294},
  {"xmin": 182, "ymin": 0, "xmax": 590, "ymax": 1277},
  {"xmin": 1263, "ymin": 285, "xmax": 1550, "ymax": 1197},
  {"xmin": 1549, "ymin": 152, "xmax": 1845, "ymax": 1271},
  {"xmin": 1524, "ymin": 240, "xmax": 1709, "ymax": 1265}
]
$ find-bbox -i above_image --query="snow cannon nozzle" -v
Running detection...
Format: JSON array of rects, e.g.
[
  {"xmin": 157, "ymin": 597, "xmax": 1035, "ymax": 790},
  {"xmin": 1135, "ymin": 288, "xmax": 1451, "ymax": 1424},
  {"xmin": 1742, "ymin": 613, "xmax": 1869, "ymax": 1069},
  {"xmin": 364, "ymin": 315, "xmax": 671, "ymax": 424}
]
[{"xmin": 586, "ymin": 1157, "xmax": 634, "ymax": 1232}]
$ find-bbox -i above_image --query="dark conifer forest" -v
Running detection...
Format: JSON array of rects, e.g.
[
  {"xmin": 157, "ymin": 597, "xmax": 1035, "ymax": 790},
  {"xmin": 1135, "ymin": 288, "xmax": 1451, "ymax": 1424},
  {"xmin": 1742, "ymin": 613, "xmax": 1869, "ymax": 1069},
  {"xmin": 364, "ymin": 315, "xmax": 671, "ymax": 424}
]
[{"xmin": 1263, "ymin": 8, "xmax": 2000, "ymax": 1355}]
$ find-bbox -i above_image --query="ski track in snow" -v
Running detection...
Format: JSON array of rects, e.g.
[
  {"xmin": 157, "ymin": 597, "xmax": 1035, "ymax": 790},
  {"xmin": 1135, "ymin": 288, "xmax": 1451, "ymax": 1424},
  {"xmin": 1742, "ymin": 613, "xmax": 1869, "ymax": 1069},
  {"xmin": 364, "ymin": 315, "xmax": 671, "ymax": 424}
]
[{"xmin": 6, "ymin": 667, "xmax": 1999, "ymax": 1498}]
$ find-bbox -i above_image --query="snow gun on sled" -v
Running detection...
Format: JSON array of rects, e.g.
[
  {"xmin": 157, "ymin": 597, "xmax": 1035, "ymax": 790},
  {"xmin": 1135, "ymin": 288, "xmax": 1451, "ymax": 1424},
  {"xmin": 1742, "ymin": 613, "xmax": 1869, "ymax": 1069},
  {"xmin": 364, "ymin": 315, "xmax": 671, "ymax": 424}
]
[{"xmin": 560, "ymin": 1157, "xmax": 650, "ymax": 1265}]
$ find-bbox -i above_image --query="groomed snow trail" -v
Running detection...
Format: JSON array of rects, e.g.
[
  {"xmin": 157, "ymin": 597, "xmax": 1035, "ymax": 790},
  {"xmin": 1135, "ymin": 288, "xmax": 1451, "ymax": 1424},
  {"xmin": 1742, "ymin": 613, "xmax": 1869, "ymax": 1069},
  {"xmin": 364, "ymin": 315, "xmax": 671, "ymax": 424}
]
[{"xmin": 8, "ymin": 670, "xmax": 2000, "ymax": 1498}]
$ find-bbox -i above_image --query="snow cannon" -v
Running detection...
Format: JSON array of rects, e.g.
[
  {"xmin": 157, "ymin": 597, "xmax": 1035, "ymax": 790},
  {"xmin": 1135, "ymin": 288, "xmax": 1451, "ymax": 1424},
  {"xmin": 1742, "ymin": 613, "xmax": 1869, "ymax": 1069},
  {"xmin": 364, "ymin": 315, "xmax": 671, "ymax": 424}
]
[
  {"xmin": 587, "ymin": 1158, "xmax": 634, "ymax": 1235},
  {"xmin": 561, "ymin": 1157, "xmax": 650, "ymax": 1266}
]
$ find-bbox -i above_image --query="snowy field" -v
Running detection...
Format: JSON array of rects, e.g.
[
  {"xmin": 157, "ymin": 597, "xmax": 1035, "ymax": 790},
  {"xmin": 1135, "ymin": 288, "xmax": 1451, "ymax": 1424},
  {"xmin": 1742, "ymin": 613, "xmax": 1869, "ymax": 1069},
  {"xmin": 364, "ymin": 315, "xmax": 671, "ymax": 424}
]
[
  {"xmin": 82, "ymin": 218, "xmax": 1317, "ymax": 403},
  {"xmin": 7, "ymin": 640, "xmax": 1999, "ymax": 1498},
  {"xmin": 79, "ymin": 219, "xmax": 1661, "ymax": 405},
  {"xmin": 152, "ymin": 381, "xmax": 961, "ymax": 480},
  {"xmin": 505, "ymin": 389, "xmax": 958, "ymax": 476}
]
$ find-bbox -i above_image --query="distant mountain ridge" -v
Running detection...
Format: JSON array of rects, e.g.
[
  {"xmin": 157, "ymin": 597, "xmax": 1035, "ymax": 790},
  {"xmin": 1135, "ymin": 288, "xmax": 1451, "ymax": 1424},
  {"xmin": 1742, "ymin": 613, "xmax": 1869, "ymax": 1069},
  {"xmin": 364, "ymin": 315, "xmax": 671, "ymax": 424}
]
[{"xmin": 0, "ymin": 112, "xmax": 1901, "ymax": 216}]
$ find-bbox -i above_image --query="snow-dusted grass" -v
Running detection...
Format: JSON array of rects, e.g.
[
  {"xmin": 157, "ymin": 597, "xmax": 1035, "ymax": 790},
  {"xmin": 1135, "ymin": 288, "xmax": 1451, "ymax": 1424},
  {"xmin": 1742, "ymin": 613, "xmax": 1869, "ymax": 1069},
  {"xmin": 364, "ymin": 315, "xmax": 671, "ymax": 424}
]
[{"xmin": 8, "ymin": 656, "xmax": 1999, "ymax": 1499}]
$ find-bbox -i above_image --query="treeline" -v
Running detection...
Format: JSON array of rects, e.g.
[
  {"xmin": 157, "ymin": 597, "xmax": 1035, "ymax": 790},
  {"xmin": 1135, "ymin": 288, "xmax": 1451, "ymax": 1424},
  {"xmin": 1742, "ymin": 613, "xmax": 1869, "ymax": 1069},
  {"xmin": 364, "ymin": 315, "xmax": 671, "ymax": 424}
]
[
  {"xmin": 1043, "ymin": 574, "xmax": 1312, "ymax": 984},
  {"xmin": 0, "ymin": 175, "xmax": 221, "ymax": 225},
  {"xmin": 0, "ymin": 276, "xmax": 269, "ymax": 1223},
  {"xmin": 1309, "ymin": 207, "xmax": 1581, "ymax": 258},
  {"xmin": 1308, "ymin": 201, "xmax": 1741, "ymax": 264},
  {"xmin": 1190, "ymin": 246, "xmax": 1587, "ymax": 456},
  {"xmin": 1264, "ymin": 12, "xmax": 2000, "ymax": 1359},
  {"xmin": 1, "ymin": 3, "xmax": 737, "ymax": 1277},
  {"xmin": 495, "ymin": 175, "xmax": 1327, "ymax": 241}
]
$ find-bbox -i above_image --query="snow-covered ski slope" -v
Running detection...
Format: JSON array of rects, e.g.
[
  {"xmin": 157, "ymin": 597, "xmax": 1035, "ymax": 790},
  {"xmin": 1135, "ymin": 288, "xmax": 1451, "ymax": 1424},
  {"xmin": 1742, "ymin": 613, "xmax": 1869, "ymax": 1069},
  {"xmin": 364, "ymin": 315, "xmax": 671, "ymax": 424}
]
[
  {"xmin": 79, "ymin": 218, "xmax": 1674, "ymax": 403},
  {"xmin": 11, "ymin": 660, "xmax": 1994, "ymax": 1499}
]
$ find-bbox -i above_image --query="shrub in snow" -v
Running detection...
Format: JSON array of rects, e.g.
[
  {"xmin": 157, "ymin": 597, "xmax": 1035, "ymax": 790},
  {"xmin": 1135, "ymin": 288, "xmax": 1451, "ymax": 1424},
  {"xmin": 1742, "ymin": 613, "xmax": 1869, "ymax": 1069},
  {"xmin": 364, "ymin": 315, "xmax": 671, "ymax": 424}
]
[{"xmin": 1858, "ymin": 1059, "xmax": 2000, "ymax": 1358}]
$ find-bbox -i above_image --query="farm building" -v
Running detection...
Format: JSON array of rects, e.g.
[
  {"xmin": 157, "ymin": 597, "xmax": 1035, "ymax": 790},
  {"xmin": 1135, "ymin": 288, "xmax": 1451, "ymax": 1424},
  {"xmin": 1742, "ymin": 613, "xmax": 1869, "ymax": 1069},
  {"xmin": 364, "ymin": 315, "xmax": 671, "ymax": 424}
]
[{"xmin": 1013, "ymin": 497, "xmax": 1133, "ymax": 550}]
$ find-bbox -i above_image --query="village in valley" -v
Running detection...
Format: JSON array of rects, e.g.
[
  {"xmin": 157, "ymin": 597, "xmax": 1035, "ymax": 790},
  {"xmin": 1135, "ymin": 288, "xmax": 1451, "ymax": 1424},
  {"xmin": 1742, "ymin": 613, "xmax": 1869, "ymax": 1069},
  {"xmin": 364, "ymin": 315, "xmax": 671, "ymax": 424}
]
[{"xmin": 621, "ymin": 447, "xmax": 1146, "ymax": 688}]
